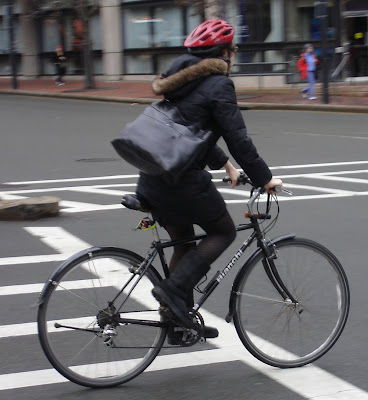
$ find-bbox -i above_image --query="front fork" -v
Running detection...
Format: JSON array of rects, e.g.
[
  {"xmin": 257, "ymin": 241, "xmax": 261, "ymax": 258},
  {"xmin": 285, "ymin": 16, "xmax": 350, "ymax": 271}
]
[{"xmin": 259, "ymin": 238, "xmax": 298, "ymax": 305}]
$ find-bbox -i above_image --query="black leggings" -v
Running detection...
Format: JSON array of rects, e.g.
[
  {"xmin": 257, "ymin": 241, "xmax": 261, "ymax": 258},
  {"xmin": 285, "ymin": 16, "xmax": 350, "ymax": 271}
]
[{"xmin": 165, "ymin": 210, "xmax": 236, "ymax": 273}]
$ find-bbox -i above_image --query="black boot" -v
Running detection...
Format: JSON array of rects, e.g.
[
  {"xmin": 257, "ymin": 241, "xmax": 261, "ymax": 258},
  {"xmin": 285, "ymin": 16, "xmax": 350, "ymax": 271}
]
[
  {"xmin": 152, "ymin": 250, "xmax": 210, "ymax": 329},
  {"xmin": 184, "ymin": 291, "xmax": 219, "ymax": 338},
  {"xmin": 166, "ymin": 290, "xmax": 219, "ymax": 345}
]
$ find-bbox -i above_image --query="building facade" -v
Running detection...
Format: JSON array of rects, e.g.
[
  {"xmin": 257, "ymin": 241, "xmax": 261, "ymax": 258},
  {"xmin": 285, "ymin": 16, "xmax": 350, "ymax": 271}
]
[{"xmin": 0, "ymin": 0, "xmax": 367, "ymax": 80}]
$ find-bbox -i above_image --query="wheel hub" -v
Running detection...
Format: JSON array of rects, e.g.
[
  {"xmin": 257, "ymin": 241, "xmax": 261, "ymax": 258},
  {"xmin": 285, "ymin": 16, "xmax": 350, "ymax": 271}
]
[{"xmin": 97, "ymin": 304, "xmax": 117, "ymax": 329}]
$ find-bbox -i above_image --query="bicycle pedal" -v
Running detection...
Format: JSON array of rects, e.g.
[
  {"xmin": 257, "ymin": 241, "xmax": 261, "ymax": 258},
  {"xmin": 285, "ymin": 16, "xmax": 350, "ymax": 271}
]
[{"xmin": 159, "ymin": 306, "xmax": 176, "ymax": 322}]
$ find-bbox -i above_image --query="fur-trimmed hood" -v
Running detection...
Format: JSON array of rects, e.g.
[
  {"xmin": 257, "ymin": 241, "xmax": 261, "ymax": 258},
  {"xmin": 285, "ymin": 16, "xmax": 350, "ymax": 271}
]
[{"xmin": 152, "ymin": 57, "xmax": 228, "ymax": 97}]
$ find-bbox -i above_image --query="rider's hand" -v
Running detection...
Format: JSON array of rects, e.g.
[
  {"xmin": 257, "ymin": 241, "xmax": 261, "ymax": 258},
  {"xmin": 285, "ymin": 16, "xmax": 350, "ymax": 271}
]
[
  {"xmin": 224, "ymin": 161, "xmax": 240, "ymax": 188},
  {"xmin": 264, "ymin": 177, "xmax": 283, "ymax": 194}
]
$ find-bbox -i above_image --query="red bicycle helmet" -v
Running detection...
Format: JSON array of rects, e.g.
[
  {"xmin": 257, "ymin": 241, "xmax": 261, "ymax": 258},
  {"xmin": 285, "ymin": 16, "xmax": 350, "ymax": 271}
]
[{"xmin": 184, "ymin": 19, "xmax": 235, "ymax": 48}]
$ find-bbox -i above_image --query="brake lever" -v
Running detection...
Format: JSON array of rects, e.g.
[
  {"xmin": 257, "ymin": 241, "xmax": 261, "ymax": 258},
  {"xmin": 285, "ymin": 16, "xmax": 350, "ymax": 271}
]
[{"xmin": 272, "ymin": 186, "xmax": 293, "ymax": 195}]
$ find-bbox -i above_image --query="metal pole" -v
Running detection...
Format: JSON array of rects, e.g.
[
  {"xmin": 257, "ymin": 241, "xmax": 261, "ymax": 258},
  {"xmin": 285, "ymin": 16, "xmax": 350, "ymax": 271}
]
[
  {"xmin": 6, "ymin": 1, "xmax": 17, "ymax": 89},
  {"xmin": 321, "ymin": 3, "xmax": 329, "ymax": 104},
  {"xmin": 315, "ymin": 1, "xmax": 329, "ymax": 103},
  {"xmin": 81, "ymin": 0, "xmax": 94, "ymax": 90}
]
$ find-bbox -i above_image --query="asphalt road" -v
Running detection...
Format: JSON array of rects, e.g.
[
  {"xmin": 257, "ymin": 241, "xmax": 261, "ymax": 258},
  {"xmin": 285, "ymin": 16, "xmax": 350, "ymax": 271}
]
[{"xmin": 1, "ymin": 95, "xmax": 368, "ymax": 400}]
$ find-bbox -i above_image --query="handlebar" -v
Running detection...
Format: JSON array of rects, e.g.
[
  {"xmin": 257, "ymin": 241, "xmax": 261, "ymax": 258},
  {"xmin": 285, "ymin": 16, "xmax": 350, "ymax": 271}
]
[
  {"xmin": 222, "ymin": 172, "xmax": 283, "ymax": 193},
  {"xmin": 222, "ymin": 172, "xmax": 252, "ymax": 186},
  {"xmin": 222, "ymin": 172, "xmax": 292, "ymax": 216}
]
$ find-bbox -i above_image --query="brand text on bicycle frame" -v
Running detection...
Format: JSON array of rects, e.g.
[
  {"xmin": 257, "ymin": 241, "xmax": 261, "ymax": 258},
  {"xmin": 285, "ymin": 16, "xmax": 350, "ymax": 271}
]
[{"xmin": 216, "ymin": 249, "xmax": 243, "ymax": 282}]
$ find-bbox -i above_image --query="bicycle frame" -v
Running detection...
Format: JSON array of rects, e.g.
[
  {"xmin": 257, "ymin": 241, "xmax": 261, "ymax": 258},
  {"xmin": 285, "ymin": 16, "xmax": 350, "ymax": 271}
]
[{"xmin": 113, "ymin": 187, "xmax": 298, "ymax": 327}]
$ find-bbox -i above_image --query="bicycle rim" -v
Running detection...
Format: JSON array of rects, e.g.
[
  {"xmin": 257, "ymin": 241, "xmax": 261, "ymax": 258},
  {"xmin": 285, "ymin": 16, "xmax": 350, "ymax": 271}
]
[
  {"xmin": 234, "ymin": 238, "xmax": 350, "ymax": 368},
  {"xmin": 38, "ymin": 248, "xmax": 166, "ymax": 387}
]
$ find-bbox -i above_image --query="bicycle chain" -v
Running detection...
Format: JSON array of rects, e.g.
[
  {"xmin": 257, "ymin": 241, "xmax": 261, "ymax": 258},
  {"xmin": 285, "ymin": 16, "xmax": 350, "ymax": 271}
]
[{"xmin": 108, "ymin": 309, "xmax": 205, "ymax": 349}]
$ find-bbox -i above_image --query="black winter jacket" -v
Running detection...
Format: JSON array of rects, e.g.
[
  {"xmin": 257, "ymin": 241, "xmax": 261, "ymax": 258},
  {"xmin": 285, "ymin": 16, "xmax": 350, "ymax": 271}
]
[{"xmin": 136, "ymin": 54, "xmax": 272, "ymax": 221}]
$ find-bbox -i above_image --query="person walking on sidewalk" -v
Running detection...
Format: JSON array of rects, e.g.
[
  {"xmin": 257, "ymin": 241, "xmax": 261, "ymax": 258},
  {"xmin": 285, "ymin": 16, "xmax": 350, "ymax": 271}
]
[
  {"xmin": 298, "ymin": 44, "xmax": 318, "ymax": 100},
  {"xmin": 54, "ymin": 45, "xmax": 67, "ymax": 86},
  {"xmin": 136, "ymin": 19, "xmax": 283, "ymax": 339}
]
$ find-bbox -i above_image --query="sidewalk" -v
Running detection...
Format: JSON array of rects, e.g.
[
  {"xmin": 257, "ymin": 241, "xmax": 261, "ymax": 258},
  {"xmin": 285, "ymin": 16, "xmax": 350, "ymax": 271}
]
[{"xmin": 0, "ymin": 76, "xmax": 367, "ymax": 113}]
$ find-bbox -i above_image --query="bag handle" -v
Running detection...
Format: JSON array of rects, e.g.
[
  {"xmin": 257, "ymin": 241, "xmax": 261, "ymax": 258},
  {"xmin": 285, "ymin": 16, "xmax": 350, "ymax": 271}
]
[{"xmin": 161, "ymin": 98, "xmax": 204, "ymax": 131}]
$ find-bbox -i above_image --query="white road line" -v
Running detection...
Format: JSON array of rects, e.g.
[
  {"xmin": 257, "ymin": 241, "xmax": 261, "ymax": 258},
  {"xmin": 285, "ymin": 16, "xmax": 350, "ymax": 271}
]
[
  {"xmin": 0, "ymin": 254, "xmax": 69, "ymax": 266},
  {"xmin": 283, "ymin": 131, "xmax": 368, "ymax": 140},
  {"xmin": 0, "ymin": 227, "xmax": 90, "ymax": 266},
  {"xmin": 309, "ymin": 169, "xmax": 368, "ymax": 176},
  {"xmin": 0, "ymin": 194, "xmax": 27, "ymax": 200},
  {"xmin": 4, "ymin": 175, "xmax": 140, "ymax": 185},
  {"xmin": 283, "ymin": 183, "xmax": 355, "ymax": 195},
  {"xmin": 3, "ymin": 161, "xmax": 368, "ymax": 187},
  {"xmin": 220, "ymin": 184, "xmax": 355, "ymax": 196},
  {"xmin": 62, "ymin": 203, "xmax": 125, "ymax": 213},
  {"xmin": 276, "ymin": 169, "xmax": 368, "ymax": 179},
  {"xmin": 224, "ymin": 191, "xmax": 368, "ymax": 204},
  {"xmin": 309, "ymin": 175, "xmax": 368, "ymax": 185},
  {"xmin": 0, "ymin": 185, "xmax": 135, "ymax": 195},
  {"xmin": 0, "ymin": 283, "xmax": 48, "ymax": 296},
  {"xmin": 0, "ymin": 277, "xmax": 135, "ymax": 297},
  {"xmin": 278, "ymin": 161, "xmax": 368, "ymax": 170},
  {"xmin": 24, "ymin": 227, "xmax": 90, "ymax": 254},
  {"xmin": 218, "ymin": 188, "xmax": 251, "ymax": 196},
  {"xmin": 69, "ymin": 188, "xmax": 132, "ymax": 196}
]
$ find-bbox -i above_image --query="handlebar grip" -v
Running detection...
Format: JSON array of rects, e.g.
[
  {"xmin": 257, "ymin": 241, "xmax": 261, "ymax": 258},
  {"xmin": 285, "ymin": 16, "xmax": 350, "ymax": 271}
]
[{"xmin": 222, "ymin": 172, "xmax": 251, "ymax": 186}]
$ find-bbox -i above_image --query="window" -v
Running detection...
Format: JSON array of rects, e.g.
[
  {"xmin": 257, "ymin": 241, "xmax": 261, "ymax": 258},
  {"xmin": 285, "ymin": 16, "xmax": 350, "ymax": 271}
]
[
  {"xmin": 285, "ymin": 0, "xmax": 336, "ymax": 41},
  {"xmin": 153, "ymin": 7, "xmax": 183, "ymax": 47},
  {"xmin": 123, "ymin": 4, "xmax": 200, "ymax": 49},
  {"xmin": 0, "ymin": 15, "xmax": 9, "ymax": 55},
  {"xmin": 125, "ymin": 54, "xmax": 153, "ymax": 73},
  {"xmin": 42, "ymin": 18, "xmax": 60, "ymax": 52},
  {"xmin": 227, "ymin": 0, "xmax": 281, "ymax": 44},
  {"xmin": 123, "ymin": 8, "xmax": 152, "ymax": 48}
]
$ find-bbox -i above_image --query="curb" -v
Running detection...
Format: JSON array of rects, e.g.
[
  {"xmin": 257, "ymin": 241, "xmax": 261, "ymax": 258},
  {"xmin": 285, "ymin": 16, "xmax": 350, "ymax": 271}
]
[
  {"xmin": 1, "ymin": 89, "xmax": 368, "ymax": 113},
  {"xmin": 0, "ymin": 89, "xmax": 156, "ymax": 105},
  {"xmin": 0, "ymin": 197, "xmax": 60, "ymax": 221},
  {"xmin": 237, "ymin": 101, "xmax": 368, "ymax": 113}
]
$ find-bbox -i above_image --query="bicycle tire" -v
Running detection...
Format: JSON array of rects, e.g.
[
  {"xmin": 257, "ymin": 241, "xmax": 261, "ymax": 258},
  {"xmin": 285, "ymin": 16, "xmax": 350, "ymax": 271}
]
[
  {"xmin": 37, "ymin": 247, "xmax": 167, "ymax": 388},
  {"xmin": 233, "ymin": 237, "xmax": 350, "ymax": 368}
]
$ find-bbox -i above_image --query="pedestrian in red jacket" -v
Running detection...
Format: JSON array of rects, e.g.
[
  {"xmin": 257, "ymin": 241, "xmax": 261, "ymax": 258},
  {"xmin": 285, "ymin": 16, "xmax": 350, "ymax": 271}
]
[{"xmin": 297, "ymin": 44, "xmax": 318, "ymax": 100}]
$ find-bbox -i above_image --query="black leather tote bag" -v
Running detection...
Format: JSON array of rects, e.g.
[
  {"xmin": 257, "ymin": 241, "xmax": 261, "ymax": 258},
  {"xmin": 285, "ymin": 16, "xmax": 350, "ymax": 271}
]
[{"xmin": 111, "ymin": 100, "xmax": 212, "ymax": 180}]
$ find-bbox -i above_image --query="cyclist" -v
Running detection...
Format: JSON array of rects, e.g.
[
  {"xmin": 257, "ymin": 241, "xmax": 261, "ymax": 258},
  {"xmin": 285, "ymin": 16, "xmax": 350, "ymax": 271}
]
[{"xmin": 136, "ymin": 19, "xmax": 283, "ymax": 337}]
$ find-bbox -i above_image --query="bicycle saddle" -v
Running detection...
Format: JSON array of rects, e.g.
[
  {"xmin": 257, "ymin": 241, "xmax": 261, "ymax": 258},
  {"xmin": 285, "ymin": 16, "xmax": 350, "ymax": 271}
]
[{"xmin": 121, "ymin": 194, "xmax": 151, "ymax": 212}]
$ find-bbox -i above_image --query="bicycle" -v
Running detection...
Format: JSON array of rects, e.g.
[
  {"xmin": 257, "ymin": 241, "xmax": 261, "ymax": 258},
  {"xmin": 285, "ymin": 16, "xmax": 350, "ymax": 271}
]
[{"xmin": 36, "ymin": 173, "xmax": 350, "ymax": 388}]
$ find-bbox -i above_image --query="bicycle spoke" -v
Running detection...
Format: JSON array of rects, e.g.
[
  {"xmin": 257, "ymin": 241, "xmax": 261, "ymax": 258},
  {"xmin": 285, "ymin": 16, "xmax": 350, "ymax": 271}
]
[{"xmin": 236, "ymin": 291, "xmax": 286, "ymax": 305}]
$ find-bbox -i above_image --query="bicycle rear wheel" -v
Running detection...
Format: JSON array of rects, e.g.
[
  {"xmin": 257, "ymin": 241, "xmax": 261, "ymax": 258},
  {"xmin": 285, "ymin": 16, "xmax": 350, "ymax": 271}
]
[
  {"xmin": 233, "ymin": 237, "xmax": 350, "ymax": 368},
  {"xmin": 37, "ymin": 247, "xmax": 166, "ymax": 388}
]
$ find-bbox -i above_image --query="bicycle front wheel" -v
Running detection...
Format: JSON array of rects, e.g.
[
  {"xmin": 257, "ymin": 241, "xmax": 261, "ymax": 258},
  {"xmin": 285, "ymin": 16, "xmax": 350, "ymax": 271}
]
[
  {"xmin": 37, "ymin": 247, "xmax": 166, "ymax": 388},
  {"xmin": 233, "ymin": 237, "xmax": 350, "ymax": 368}
]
